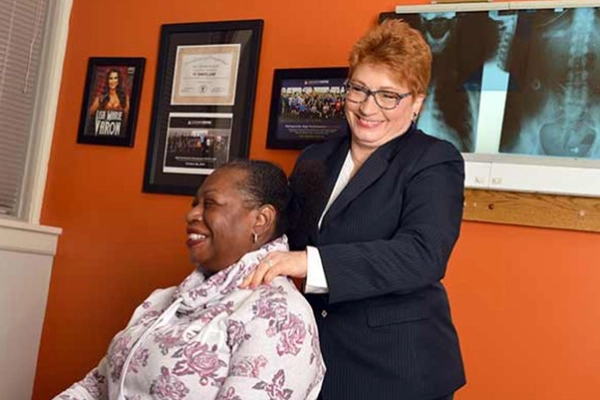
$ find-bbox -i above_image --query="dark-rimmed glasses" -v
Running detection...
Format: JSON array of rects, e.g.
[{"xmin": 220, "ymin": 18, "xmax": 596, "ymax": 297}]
[{"xmin": 344, "ymin": 81, "xmax": 411, "ymax": 110}]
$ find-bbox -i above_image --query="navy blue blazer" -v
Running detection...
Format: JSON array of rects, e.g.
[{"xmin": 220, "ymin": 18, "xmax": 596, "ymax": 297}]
[{"xmin": 288, "ymin": 125, "xmax": 466, "ymax": 400}]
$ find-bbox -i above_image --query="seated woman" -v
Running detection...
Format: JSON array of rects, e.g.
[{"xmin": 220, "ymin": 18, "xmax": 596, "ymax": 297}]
[{"xmin": 54, "ymin": 160, "xmax": 325, "ymax": 400}]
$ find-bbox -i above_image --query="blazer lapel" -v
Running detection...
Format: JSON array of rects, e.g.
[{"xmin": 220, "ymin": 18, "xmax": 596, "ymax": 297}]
[
  {"xmin": 320, "ymin": 125, "xmax": 417, "ymax": 228},
  {"xmin": 321, "ymin": 154, "xmax": 388, "ymax": 227},
  {"xmin": 307, "ymin": 138, "xmax": 350, "ymax": 245},
  {"xmin": 323, "ymin": 140, "xmax": 351, "ymax": 201}
]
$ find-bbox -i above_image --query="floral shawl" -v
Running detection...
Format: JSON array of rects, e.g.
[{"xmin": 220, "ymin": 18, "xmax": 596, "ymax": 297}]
[{"xmin": 55, "ymin": 236, "xmax": 325, "ymax": 400}]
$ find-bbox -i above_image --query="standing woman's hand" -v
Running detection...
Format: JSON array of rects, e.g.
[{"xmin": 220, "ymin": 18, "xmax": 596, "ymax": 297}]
[{"xmin": 240, "ymin": 250, "xmax": 308, "ymax": 289}]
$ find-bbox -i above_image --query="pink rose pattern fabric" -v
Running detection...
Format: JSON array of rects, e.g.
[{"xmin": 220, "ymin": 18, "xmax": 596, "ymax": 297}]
[
  {"xmin": 54, "ymin": 236, "xmax": 325, "ymax": 400},
  {"xmin": 149, "ymin": 367, "xmax": 189, "ymax": 400}
]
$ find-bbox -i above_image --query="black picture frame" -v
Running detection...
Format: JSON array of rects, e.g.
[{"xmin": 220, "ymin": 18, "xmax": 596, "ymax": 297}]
[
  {"xmin": 143, "ymin": 20, "xmax": 264, "ymax": 195},
  {"xmin": 77, "ymin": 57, "xmax": 145, "ymax": 147},
  {"xmin": 266, "ymin": 67, "xmax": 350, "ymax": 150}
]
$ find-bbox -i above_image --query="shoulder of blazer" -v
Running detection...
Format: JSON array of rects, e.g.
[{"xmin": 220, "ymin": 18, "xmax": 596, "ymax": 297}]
[
  {"xmin": 393, "ymin": 128, "xmax": 464, "ymax": 170},
  {"xmin": 297, "ymin": 135, "xmax": 350, "ymax": 162},
  {"xmin": 295, "ymin": 129, "xmax": 462, "ymax": 170}
]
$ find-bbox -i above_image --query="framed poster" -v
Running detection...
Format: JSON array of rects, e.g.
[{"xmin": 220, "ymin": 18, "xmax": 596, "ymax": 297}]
[
  {"xmin": 77, "ymin": 57, "xmax": 145, "ymax": 147},
  {"xmin": 143, "ymin": 20, "xmax": 263, "ymax": 195},
  {"xmin": 266, "ymin": 67, "xmax": 350, "ymax": 150}
]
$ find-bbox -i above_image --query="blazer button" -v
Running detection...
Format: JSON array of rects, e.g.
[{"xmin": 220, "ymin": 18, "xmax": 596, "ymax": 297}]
[{"xmin": 321, "ymin": 310, "xmax": 328, "ymax": 318}]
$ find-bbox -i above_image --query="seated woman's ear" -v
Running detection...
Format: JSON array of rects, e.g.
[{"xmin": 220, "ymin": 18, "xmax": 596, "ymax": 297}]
[{"xmin": 252, "ymin": 204, "xmax": 277, "ymax": 244}]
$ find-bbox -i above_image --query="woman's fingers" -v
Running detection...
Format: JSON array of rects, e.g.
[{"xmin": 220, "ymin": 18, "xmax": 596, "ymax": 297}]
[
  {"xmin": 250, "ymin": 258, "xmax": 273, "ymax": 288},
  {"xmin": 239, "ymin": 257, "xmax": 271, "ymax": 288},
  {"xmin": 240, "ymin": 271, "xmax": 254, "ymax": 289},
  {"xmin": 240, "ymin": 251, "xmax": 308, "ymax": 289},
  {"xmin": 263, "ymin": 259, "xmax": 281, "ymax": 285}
]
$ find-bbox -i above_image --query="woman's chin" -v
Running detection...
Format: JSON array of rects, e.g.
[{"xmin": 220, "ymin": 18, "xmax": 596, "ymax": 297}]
[
  {"xmin": 197, "ymin": 265, "xmax": 214, "ymax": 276},
  {"xmin": 189, "ymin": 255, "xmax": 207, "ymax": 269},
  {"xmin": 191, "ymin": 257, "xmax": 225, "ymax": 275}
]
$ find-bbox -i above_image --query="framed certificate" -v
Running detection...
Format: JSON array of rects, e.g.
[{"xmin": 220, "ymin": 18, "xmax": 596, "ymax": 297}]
[
  {"xmin": 171, "ymin": 44, "xmax": 241, "ymax": 106},
  {"xmin": 143, "ymin": 20, "xmax": 263, "ymax": 195}
]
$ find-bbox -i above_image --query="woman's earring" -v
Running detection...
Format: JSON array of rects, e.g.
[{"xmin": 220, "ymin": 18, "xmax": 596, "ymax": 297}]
[
  {"xmin": 252, "ymin": 232, "xmax": 258, "ymax": 244},
  {"xmin": 412, "ymin": 112, "xmax": 419, "ymax": 123}
]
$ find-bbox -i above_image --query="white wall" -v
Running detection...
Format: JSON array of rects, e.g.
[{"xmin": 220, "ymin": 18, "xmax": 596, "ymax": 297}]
[
  {"xmin": 0, "ymin": 221, "xmax": 60, "ymax": 400},
  {"xmin": 0, "ymin": 1, "xmax": 70, "ymax": 397}
]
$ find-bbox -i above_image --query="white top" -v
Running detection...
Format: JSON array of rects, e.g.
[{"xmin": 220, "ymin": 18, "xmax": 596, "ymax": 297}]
[{"xmin": 305, "ymin": 151, "xmax": 354, "ymax": 293}]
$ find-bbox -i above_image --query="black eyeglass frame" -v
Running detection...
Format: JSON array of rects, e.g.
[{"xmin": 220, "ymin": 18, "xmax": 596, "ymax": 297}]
[{"xmin": 344, "ymin": 80, "xmax": 411, "ymax": 110}]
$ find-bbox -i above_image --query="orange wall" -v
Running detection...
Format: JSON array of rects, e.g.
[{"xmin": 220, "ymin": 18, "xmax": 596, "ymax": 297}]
[{"xmin": 34, "ymin": 1, "xmax": 600, "ymax": 399}]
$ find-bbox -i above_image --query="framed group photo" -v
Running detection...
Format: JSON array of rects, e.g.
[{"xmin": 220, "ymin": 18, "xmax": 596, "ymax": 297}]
[
  {"xmin": 77, "ymin": 57, "xmax": 145, "ymax": 147},
  {"xmin": 143, "ymin": 20, "xmax": 263, "ymax": 195},
  {"xmin": 266, "ymin": 67, "xmax": 350, "ymax": 150}
]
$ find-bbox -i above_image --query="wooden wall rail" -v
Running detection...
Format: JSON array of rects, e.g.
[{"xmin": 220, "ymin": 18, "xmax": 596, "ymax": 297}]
[{"xmin": 464, "ymin": 189, "xmax": 600, "ymax": 233}]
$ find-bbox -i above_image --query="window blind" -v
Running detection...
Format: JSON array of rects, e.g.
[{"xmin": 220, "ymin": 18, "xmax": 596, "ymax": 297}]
[{"xmin": 0, "ymin": 0, "xmax": 48, "ymax": 217}]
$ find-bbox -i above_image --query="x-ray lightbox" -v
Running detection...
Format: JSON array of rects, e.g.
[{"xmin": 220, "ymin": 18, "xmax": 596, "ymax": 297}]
[{"xmin": 384, "ymin": 0, "xmax": 600, "ymax": 197}]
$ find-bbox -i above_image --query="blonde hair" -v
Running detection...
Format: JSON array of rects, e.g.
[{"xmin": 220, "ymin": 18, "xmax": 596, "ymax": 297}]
[{"xmin": 348, "ymin": 19, "xmax": 432, "ymax": 97}]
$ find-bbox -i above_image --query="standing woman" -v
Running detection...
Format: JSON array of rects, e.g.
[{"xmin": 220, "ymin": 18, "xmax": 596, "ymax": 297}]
[{"xmin": 244, "ymin": 19, "xmax": 466, "ymax": 400}]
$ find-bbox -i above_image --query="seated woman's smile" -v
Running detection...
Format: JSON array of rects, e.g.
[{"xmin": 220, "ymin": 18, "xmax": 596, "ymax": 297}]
[{"xmin": 186, "ymin": 167, "xmax": 267, "ymax": 274}]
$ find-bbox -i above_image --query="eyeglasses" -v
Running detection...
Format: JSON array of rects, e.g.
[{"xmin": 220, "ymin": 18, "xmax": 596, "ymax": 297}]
[{"xmin": 344, "ymin": 81, "xmax": 411, "ymax": 110}]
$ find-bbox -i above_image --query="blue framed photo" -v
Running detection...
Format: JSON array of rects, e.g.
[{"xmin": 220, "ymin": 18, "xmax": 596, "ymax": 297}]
[{"xmin": 266, "ymin": 67, "xmax": 350, "ymax": 150}]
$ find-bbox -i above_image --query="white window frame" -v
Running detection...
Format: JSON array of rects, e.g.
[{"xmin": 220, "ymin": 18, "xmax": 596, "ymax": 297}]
[{"xmin": 0, "ymin": 0, "xmax": 73, "ymax": 253}]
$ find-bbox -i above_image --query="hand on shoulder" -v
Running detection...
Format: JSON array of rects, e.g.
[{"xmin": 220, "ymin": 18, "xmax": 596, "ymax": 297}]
[{"xmin": 240, "ymin": 250, "xmax": 308, "ymax": 289}]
